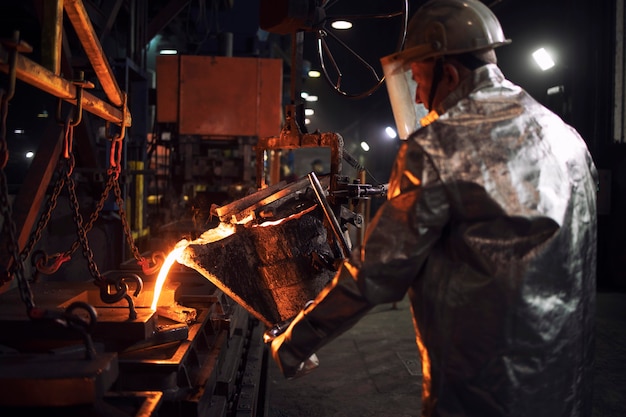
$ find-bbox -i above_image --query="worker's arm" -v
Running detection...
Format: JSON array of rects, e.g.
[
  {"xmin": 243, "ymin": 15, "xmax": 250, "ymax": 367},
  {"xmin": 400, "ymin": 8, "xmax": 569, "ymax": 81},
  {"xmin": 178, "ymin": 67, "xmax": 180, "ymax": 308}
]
[{"xmin": 269, "ymin": 143, "xmax": 450, "ymax": 378}]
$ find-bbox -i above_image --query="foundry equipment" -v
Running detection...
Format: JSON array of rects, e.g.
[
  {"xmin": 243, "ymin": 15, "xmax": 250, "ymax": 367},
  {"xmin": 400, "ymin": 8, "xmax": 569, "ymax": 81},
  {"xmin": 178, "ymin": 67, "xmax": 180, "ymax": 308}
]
[
  {"xmin": 0, "ymin": 3, "xmax": 267, "ymax": 416},
  {"xmin": 0, "ymin": 2, "xmax": 407, "ymax": 417},
  {"xmin": 172, "ymin": 0, "xmax": 404, "ymax": 331}
]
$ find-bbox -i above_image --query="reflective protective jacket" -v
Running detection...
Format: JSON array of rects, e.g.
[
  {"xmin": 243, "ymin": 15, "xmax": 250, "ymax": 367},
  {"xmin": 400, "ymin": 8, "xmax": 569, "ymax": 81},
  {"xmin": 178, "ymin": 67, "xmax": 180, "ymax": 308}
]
[{"xmin": 272, "ymin": 64, "xmax": 598, "ymax": 417}]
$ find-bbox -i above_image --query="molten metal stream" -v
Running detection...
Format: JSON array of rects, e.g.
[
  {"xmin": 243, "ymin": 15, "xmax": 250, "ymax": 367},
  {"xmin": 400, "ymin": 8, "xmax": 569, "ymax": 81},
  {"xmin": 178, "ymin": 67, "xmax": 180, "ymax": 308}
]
[
  {"xmin": 150, "ymin": 223, "xmax": 238, "ymax": 310},
  {"xmin": 150, "ymin": 212, "xmax": 314, "ymax": 311},
  {"xmin": 151, "ymin": 241, "xmax": 188, "ymax": 310}
]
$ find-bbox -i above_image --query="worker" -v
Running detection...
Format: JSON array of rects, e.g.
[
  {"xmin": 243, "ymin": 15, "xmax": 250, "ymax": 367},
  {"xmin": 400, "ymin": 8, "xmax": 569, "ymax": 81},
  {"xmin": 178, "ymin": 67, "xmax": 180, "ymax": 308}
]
[{"xmin": 266, "ymin": 0, "xmax": 598, "ymax": 416}]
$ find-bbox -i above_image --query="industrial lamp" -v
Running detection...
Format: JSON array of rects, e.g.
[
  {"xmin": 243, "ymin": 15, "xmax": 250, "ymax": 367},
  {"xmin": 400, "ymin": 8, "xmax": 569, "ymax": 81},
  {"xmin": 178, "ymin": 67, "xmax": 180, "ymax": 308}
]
[{"xmin": 532, "ymin": 47, "xmax": 555, "ymax": 71}]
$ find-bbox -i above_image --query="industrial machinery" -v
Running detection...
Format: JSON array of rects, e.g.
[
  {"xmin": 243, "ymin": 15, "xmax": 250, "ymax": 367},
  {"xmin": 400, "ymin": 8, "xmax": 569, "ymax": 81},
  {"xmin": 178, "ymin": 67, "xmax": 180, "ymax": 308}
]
[{"xmin": 0, "ymin": 1, "xmax": 405, "ymax": 416}]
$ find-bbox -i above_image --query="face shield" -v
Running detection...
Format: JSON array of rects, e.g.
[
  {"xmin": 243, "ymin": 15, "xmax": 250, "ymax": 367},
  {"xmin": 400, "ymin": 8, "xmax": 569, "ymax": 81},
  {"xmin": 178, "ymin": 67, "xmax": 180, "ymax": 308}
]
[{"xmin": 381, "ymin": 49, "xmax": 429, "ymax": 140}]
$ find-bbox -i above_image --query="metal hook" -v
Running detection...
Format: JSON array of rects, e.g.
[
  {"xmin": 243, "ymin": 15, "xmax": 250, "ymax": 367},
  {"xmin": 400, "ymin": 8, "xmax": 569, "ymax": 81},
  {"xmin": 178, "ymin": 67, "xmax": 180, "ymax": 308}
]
[
  {"xmin": 32, "ymin": 250, "xmax": 71, "ymax": 275},
  {"xmin": 139, "ymin": 251, "xmax": 166, "ymax": 276},
  {"xmin": 105, "ymin": 92, "xmax": 128, "ymax": 142},
  {"xmin": 98, "ymin": 271, "xmax": 144, "ymax": 320},
  {"xmin": 64, "ymin": 301, "xmax": 98, "ymax": 359},
  {"xmin": 56, "ymin": 71, "xmax": 94, "ymax": 127},
  {"xmin": 0, "ymin": 31, "xmax": 33, "ymax": 102},
  {"xmin": 27, "ymin": 302, "xmax": 98, "ymax": 359}
]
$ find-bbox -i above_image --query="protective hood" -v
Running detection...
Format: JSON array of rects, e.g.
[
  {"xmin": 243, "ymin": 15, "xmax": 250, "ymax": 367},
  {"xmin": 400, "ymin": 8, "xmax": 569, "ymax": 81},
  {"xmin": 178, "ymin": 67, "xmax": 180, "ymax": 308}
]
[{"xmin": 380, "ymin": 53, "xmax": 428, "ymax": 139}]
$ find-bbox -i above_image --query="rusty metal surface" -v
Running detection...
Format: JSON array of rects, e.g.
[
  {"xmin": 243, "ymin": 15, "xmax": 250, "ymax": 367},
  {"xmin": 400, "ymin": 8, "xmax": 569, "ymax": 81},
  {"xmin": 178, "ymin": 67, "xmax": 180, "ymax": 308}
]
[
  {"xmin": 214, "ymin": 175, "xmax": 329, "ymax": 224},
  {"xmin": 0, "ymin": 390, "xmax": 163, "ymax": 417},
  {"xmin": 115, "ymin": 284, "xmax": 252, "ymax": 417},
  {"xmin": 63, "ymin": 0, "xmax": 124, "ymax": 107},
  {"xmin": 0, "ymin": 273, "xmax": 266, "ymax": 415},
  {"xmin": 0, "ymin": 42, "xmax": 132, "ymax": 126},
  {"xmin": 156, "ymin": 55, "xmax": 282, "ymax": 137},
  {"xmin": 155, "ymin": 55, "xmax": 178, "ymax": 123},
  {"xmin": 0, "ymin": 281, "xmax": 187, "ymax": 350},
  {"xmin": 0, "ymin": 350, "xmax": 119, "ymax": 407},
  {"xmin": 178, "ymin": 208, "xmax": 338, "ymax": 327},
  {"xmin": 255, "ymin": 128, "xmax": 344, "ymax": 192},
  {"xmin": 40, "ymin": 0, "xmax": 63, "ymax": 74},
  {"xmin": 102, "ymin": 391, "xmax": 163, "ymax": 417}
]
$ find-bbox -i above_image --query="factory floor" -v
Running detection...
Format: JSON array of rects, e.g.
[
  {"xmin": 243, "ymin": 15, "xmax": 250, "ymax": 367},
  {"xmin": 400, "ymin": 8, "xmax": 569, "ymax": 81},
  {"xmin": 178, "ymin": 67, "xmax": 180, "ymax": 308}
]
[{"xmin": 265, "ymin": 289, "xmax": 626, "ymax": 417}]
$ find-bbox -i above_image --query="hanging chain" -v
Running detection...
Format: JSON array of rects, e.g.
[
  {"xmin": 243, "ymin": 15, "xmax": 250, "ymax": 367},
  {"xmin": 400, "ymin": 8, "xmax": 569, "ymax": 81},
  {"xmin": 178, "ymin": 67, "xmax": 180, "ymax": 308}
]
[
  {"xmin": 58, "ymin": 98, "xmax": 139, "ymax": 317},
  {"xmin": 110, "ymin": 135, "xmax": 144, "ymax": 265},
  {"xmin": 18, "ymin": 159, "xmax": 67, "ymax": 272},
  {"xmin": 67, "ymin": 161, "xmax": 103, "ymax": 282},
  {"xmin": 0, "ymin": 97, "xmax": 33, "ymax": 309},
  {"xmin": 61, "ymin": 171, "xmax": 117, "ymax": 261},
  {"xmin": 113, "ymin": 179, "xmax": 144, "ymax": 263},
  {"xmin": 61, "ymin": 121, "xmax": 105, "ymax": 284},
  {"xmin": 107, "ymin": 96, "xmax": 141, "ymax": 263},
  {"xmin": 0, "ymin": 35, "xmax": 36, "ymax": 310},
  {"xmin": 107, "ymin": 101, "xmax": 160, "ymax": 275}
]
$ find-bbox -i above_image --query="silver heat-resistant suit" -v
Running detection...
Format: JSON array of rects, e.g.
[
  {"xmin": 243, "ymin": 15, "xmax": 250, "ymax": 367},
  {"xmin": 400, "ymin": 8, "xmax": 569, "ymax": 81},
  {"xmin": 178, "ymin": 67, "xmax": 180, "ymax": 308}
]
[{"xmin": 272, "ymin": 64, "xmax": 598, "ymax": 417}]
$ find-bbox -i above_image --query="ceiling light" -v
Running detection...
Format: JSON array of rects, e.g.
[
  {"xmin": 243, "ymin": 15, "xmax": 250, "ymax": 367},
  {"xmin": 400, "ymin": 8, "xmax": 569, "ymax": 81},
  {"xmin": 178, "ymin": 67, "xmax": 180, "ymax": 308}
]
[
  {"xmin": 159, "ymin": 48, "xmax": 178, "ymax": 55},
  {"xmin": 331, "ymin": 20, "xmax": 352, "ymax": 30},
  {"xmin": 305, "ymin": 108, "xmax": 314, "ymax": 116},
  {"xmin": 305, "ymin": 95, "xmax": 318, "ymax": 102},
  {"xmin": 547, "ymin": 85, "xmax": 565, "ymax": 95},
  {"xmin": 361, "ymin": 141, "xmax": 370, "ymax": 152},
  {"xmin": 532, "ymin": 48, "xmax": 555, "ymax": 71},
  {"xmin": 301, "ymin": 91, "xmax": 309, "ymax": 99},
  {"xmin": 25, "ymin": 151, "xmax": 34, "ymax": 159},
  {"xmin": 385, "ymin": 127, "xmax": 398, "ymax": 139},
  {"xmin": 308, "ymin": 70, "xmax": 321, "ymax": 78}
]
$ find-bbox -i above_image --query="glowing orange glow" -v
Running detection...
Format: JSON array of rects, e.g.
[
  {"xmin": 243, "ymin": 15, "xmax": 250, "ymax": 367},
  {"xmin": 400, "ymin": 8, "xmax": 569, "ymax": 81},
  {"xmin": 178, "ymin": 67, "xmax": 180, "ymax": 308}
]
[
  {"xmin": 255, "ymin": 205, "xmax": 316, "ymax": 227},
  {"xmin": 150, "ymin": 223, "xmax": 238, "ymax": 310},
  {"xmin": 151, "ymin": 240, "xmax": 188, "ymax": 310},
  {"xmin": 196, "ymin": 222, "xmax": 237, "ymax": 241}
]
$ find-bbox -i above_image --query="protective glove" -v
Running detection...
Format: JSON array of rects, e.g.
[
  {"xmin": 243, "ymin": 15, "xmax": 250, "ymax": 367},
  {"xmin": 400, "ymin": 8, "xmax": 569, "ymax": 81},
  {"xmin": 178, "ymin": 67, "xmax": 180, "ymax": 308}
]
[{"xmin": 264, "ymin": 317, "xmax": 319, "ymax": 379}]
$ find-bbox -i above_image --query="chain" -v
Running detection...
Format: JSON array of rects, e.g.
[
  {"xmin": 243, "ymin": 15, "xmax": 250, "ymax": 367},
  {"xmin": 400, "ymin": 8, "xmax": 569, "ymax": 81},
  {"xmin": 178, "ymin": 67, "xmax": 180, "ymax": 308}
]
[
  {"xmin": 0, "ymin": 157, "xmax": 34, "ymax": 309},
  {"xmin": 108, "ymin": 116, "xmax": 148, "ymax": 269},
  {"xmin": 17, "ymin": 161, "xmax": 66, "ymax": 266},
  {"xmin": 0, "ymin": 91, "xmax": 8, "ymax": 170},
  {"xmin": 63, "ymin": 171, "xmax": 117, "ymax": 259},
  {"xmin": 0, "ymin": 87, "xmax": 35, "ymax": 309},
  {"xmin": 113, "ymin": 180, "xmax": 144, "ymax": 263},
  {"xmin": 59, "ymin": 120, "xmax": 103, "ymax": 284},
  {"xmin": 66, "ymin": 153, "xmax": 104, "ymax": 283}
]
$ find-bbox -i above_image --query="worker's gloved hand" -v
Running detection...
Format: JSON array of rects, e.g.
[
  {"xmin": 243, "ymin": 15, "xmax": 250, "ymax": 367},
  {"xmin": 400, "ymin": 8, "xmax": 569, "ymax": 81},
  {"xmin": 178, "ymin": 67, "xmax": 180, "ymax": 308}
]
[
  {"xmin": 263, "ymin": 313, "xmax": 320, "ymax": 379},
  {"xmin": 270, "ymin": 332, "xmax": 319, "ymax": 379},
  {"xmin": 263, "ymin": 319, "xmax": 292, "ymax": 344}
]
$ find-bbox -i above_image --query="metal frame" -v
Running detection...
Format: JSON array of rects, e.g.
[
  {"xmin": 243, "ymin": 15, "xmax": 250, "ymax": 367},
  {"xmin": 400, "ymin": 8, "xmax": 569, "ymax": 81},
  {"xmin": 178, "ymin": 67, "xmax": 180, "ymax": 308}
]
[
  {"xmin": 0, "ymin": 0, "xmax": 131, "ymax": 126},
  {"xmin": 0, "ymin": 0, "xmax": 132, "ymax": 286}
]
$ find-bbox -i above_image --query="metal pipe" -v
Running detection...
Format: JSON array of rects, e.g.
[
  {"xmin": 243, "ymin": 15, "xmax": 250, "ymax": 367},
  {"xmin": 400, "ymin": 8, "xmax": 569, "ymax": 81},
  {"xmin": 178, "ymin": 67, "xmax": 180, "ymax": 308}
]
[
  {"xmin": 63, "ymin": 0, "xmax": 124, "ymax": 108},
  {"xmin": 308, "ymin": 172, "xmax": 351, "ymax": 258},
  {"xmin": 0, "ymin": 43, "xmax": 132, "ymax": 126}
]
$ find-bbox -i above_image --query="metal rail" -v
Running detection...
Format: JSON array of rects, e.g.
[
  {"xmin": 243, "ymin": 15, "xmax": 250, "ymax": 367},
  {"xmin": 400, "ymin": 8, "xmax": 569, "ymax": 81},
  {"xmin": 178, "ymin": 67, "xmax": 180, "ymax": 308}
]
[
  {"xmin": 0, "ymin": 0, "xmax": 131, "ymax": 127},
  {"xmin": 63, "ymin": 0, "xmax": 124, "ymax": 108},
  {"xmin": 0, "ymin": 42, "xmax": 131, "ymax": 127}
]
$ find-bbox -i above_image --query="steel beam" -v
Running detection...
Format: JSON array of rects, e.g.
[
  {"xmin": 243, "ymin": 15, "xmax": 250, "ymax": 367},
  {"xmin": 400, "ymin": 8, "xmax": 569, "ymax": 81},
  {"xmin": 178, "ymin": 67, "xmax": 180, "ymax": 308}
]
[
  {"xmin": 0, "ymin": 42, "xmax": 132, "ymax": 127},
  {"xmin": 63, "ymin": 0, "xmax": 124, "ymax": 108}
]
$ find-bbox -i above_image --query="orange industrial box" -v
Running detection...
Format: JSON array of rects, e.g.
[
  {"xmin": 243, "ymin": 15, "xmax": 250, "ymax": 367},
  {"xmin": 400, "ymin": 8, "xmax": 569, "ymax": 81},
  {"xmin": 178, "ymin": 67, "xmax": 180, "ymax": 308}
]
[{"xmin": 156, "ymin": 55, "xmax": 283, "ymax": 138}]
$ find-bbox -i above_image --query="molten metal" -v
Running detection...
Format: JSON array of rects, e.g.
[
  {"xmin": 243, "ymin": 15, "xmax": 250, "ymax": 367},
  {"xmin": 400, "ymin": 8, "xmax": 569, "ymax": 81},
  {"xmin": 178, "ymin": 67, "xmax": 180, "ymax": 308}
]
[
  {"xmin": 151, "ymin": 242, "xmax": 187, "ymax": 310},
  {"xmin": 151, "ymin": 223, "xmax": 237, "ymax": 310}
]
